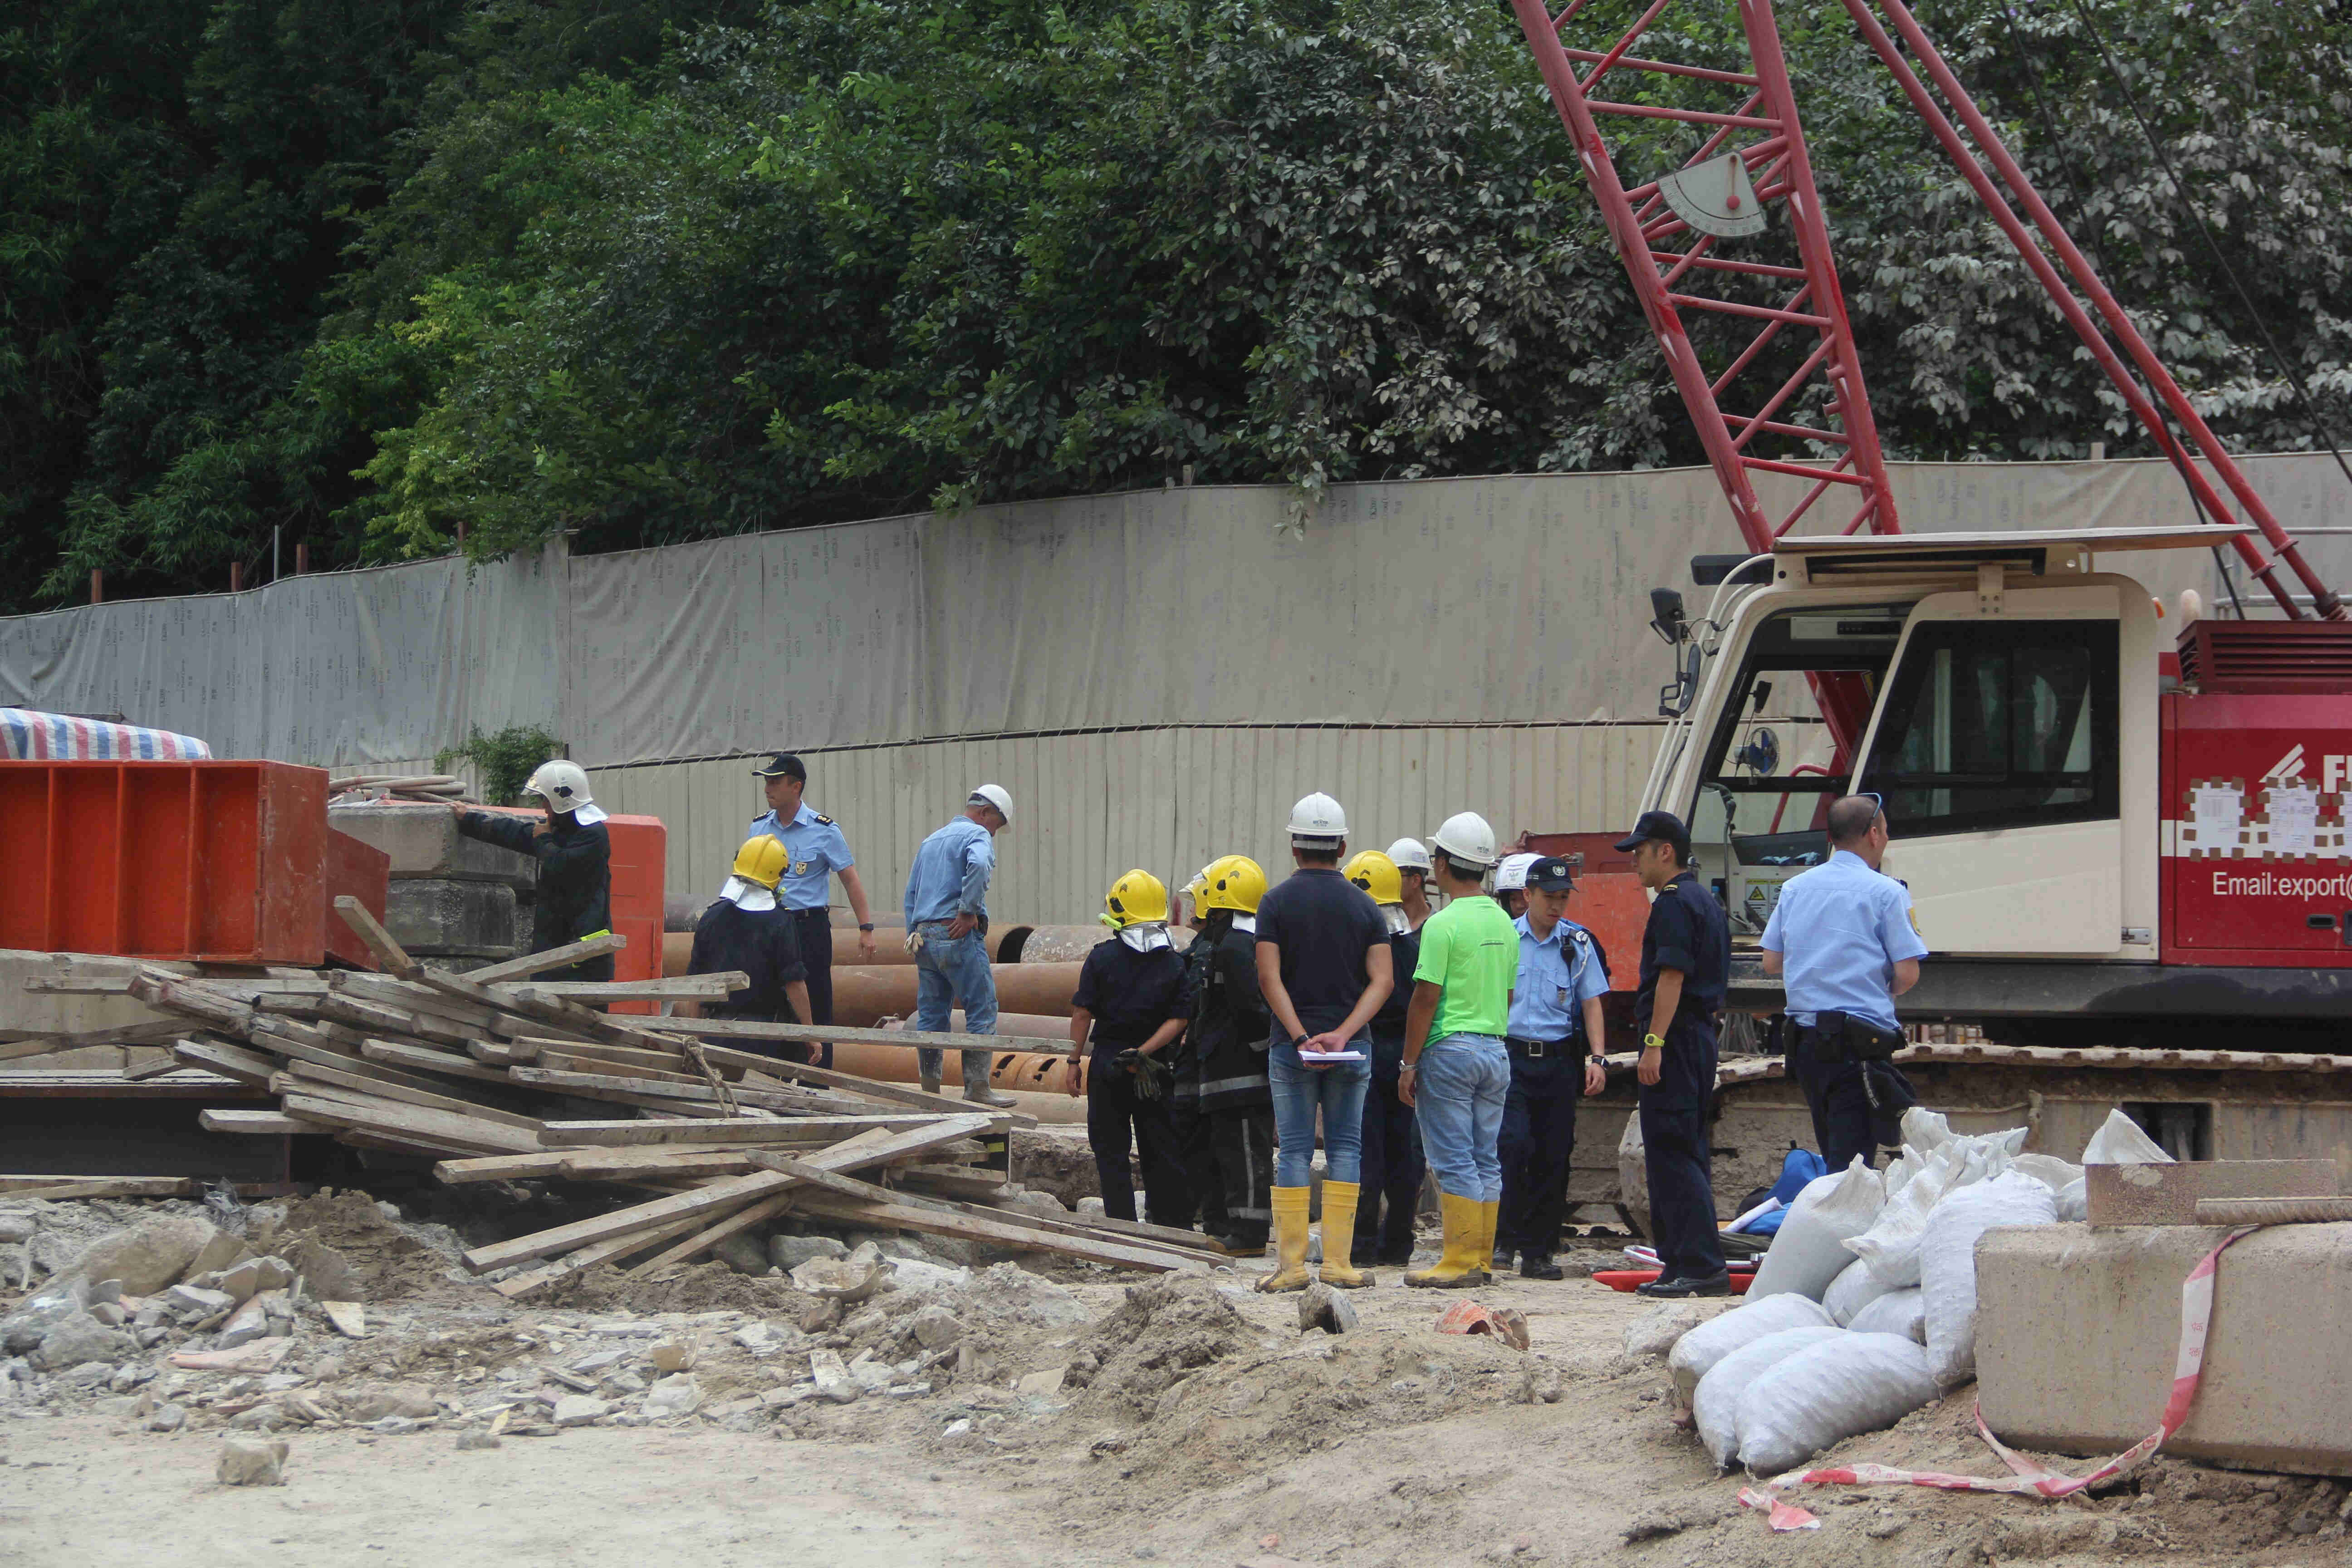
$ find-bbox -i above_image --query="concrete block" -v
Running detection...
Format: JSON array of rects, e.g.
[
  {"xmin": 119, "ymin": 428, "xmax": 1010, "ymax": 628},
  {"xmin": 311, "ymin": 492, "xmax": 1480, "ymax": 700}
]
[
  {"xmin": 383, "ymin": 878, "xmax": 519, "ymax": 957},
  {"xmin": 328, "ymin": 802, "xmax": 536, "ymax": 886},
  {"xmin": 2083, "ymin": 1160, "xmax": 2339, "ymax": 1225},
  {"xmin": 1977, "ymin": 1221, "xmax": 2352, "ymax": 1476},
  {"xmin": 0, "ymin": 950, "xmax": 173, "ymax": 1039}
]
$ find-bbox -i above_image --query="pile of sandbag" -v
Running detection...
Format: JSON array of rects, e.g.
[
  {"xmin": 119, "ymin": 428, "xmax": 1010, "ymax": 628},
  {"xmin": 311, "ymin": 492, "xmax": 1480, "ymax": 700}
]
[{"xmin": 1657, "ymin": 1106, "xmax": 2173, "ymax": 1474}]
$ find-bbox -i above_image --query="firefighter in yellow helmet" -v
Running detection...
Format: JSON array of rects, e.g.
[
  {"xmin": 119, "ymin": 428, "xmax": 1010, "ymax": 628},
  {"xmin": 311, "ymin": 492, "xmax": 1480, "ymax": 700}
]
[
  {"xmin": 1068, "ymin": 871, "xmax": 1195, "ymax": 1226},
  {"xmin": 678, "ymin": 836, "xmax": 815, "ymax": 1061},
  {"xmin": 1344, "ymin": 849, "xmax": 1427, "ymax": 1268},
  {"xmin": 1176, "ymin": 854, "xmax": 1274, "ymax": 1254}
]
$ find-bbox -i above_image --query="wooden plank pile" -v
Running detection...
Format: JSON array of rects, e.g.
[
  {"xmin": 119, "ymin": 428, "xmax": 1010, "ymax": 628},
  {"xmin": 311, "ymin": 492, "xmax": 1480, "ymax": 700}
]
[{"xmin": 20, "ymin": 901, "xmax": 1219, "ymax": 1295}]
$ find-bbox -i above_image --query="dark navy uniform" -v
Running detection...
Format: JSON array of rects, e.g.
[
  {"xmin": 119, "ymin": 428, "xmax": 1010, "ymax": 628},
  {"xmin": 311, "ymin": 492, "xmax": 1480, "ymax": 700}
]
[
  {"xmin": 685, "ymin": 898, "xmax": 811, "ymax": 1062},
  {"xmin": 1169, "ymin": 934, "xmax": 1226, "ymax": 1236},
  {"xmin": 1074, "ymin": 936, "xmax": 1197, "ymax": 1225},
  {"xmin": 1636, "ymin": 869, "xmax": 1729, "ymax": 1282},
  {"xmin": 1187, "ymin": 914, "xmax": 1274, "ymax": 1248},
  {"xmin": 456, "ymin": 811, "xmax": 614, "ymax": 981},
  {"xmin": 1352, "ymin": 924, "xmax": 1424, "ymax": 1266}
]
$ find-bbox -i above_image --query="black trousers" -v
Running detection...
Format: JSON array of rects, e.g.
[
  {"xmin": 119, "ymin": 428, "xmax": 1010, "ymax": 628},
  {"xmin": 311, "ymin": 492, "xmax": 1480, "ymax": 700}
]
[
  {"xmin": 1790, "ymin": 1026, "xmax": 1879, "ymax": 1175},
  {"xmin": 1209, "ymin": 1105, "xmax": 1274, "ymax": 1246},
  {"xmin": 1639, "ymin": 1016, "xmax": 1725, "ymax": 1279},
  {"xmin": 789, "ymin": 908, "xmax": 835, "ymax": 1067},
  {"xmin": 1354, "ymin": 1058, "xmax": 1422, "ymax": 1260},
  {"xmin": 1087, "ymin": 1055, "xmax": 1189, "ymax": 1224},
  {"xmin": 1496, "ymin": 1045, "xmax": 1579, "ymax": 1261},
  {"xmin": 1168, "ymin": 1096, "xmax": 1228, "ymax": 1234}
]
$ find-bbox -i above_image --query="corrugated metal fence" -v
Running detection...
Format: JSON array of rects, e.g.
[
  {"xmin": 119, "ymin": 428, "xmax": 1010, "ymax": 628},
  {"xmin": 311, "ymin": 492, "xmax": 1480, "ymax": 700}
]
[{"xmin": 589, "ymin": 721, "xmax": 1663, "ymax": 920}]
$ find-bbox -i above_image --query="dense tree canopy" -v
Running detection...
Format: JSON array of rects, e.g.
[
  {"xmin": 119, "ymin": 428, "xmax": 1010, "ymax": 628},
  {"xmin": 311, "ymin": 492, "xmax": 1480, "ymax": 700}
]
[{"xmin": 3, "ymin": 0, "xmax": 2347, "ymax": 609}]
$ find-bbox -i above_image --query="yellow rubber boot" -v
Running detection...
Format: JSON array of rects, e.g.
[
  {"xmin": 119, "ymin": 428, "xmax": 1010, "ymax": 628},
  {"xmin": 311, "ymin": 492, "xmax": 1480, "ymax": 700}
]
[
  {"xmin": 1405, "ymin": 1193, "xmax": 1492, "ymax": 1289},
  {"xmin": 1256, "ymin": 1186, "xmax": 1312, "ymax": 1293},
  {"xmin": 1316, "ymin": 1181, "xmax": 1370, "ymax": 1289},
  {"xmin": 1476, "ymin": 1198, "xmax": 1502, "ymax": 1274}
]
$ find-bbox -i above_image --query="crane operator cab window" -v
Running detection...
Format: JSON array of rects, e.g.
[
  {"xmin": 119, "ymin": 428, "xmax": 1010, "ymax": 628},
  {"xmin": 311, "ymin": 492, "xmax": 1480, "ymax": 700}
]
[{"xmin": 1687, "ymin": 605, "xmax": 1906, "ymax": 936}]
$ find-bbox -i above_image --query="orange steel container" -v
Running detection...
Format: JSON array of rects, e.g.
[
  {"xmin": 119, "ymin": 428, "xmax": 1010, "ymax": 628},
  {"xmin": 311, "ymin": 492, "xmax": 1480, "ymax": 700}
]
[{"xmin": 0, "ymin": 760, "xmax": 363, "ymax": 964}]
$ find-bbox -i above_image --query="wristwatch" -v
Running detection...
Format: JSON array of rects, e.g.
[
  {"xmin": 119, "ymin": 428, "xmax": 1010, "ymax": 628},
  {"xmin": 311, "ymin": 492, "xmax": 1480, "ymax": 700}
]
[
  {"xmin": 1291, "ymin": 1034, "xmax": 1310, "ymax": 1050},
  {"xmin": 1642, "ymin": 1033, "xmax": 1666, "ymax": 1051},
  {"xmin": 858, "ymin": 923, "xmax": 875, "ymax": 932}
]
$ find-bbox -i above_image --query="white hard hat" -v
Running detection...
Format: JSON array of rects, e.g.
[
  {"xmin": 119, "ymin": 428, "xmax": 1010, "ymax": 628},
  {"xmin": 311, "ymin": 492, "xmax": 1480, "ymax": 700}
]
[
  {"xmin": 1431, "ymin": 811, "xmax": 1498, "ymax": 869},
  {"xmin": 1493, "ymin": 852, "xmax": 1538, "ymax": 892},
  {"xmin": 968, "ymin": 783, "xmax": 1013, "ymax": 823},
  {"xmin": 1287, "ymin": 791, "xmax": 1347, "ymax": 843},
  {"xmin": 523, "ymin": 760, "xmax": 593, "ymax": 813},
  {"xmin": 1385, "ymin": 837, "xmax": 1433, "ymax": 874}
]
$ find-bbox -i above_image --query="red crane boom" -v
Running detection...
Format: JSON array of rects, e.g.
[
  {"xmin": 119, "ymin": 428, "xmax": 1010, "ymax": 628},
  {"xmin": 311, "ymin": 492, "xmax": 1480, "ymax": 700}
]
[{"xmin": 1507, "ymin": 0, "xmax": 2343, "ymax": 621}]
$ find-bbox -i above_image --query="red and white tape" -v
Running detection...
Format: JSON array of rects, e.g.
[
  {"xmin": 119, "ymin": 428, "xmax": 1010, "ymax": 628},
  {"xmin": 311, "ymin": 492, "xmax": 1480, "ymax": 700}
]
[{"xmin": 1753, "ymin": 1227, "xmax": 2248, "ymax": 1505}]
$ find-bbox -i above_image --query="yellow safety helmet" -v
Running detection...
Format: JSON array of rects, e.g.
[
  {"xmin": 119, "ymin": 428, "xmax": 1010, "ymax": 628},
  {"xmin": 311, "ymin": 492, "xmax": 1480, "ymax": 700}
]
[
  {"xmin": 1344, "ymin": 849, "xmax": 1403, "ymax": 906},
  {"xmin": 1197, "ymin": 854, "xmax": 1266, "ymax": 915},
  {"xmin": 1102, "ymin": 868, "xmax": 1169, "ymax": 928},
  {"xmin": 731, "ymin": 835, "xmax": 789, "ymax": 891},
  {"xmin": 1185, "ymin": 866, "xmax": 1211, "ymax": 909}
]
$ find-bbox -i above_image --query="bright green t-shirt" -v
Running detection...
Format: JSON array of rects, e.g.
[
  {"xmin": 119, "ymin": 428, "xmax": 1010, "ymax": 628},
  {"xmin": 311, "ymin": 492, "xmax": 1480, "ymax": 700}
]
[{"xmin": 1411, "ymin": 894, "xmax": 1518, "ymax": 1039}]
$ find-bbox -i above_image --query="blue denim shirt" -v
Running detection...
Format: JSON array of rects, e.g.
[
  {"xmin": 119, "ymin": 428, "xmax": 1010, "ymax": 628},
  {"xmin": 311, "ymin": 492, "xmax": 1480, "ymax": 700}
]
[
  {"xmin": 1506, "ymin": 914, "xmax": 1610, "ymax": 1042},
  {"xmin": 1759, "ymin": 849, "xmax": 1929, "ymax": 1032},
  {"xmin": 903, "ymin": 816, "xmax": 995, "ymax": 926}
]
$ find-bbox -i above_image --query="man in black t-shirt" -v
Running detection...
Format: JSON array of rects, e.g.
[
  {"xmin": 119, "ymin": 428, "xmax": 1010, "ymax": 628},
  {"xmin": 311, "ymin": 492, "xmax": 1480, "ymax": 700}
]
[
  {"xmin": 1069, "ymin": 871, "xmax": 1196, "ymax": 1225},
  {"xmin": 682, "ymin": 837, "xmax": 813, "ymax": 1063},
  {"xmin": 1252, "ymin": 792, "xmax": 1393, "ymax": 1292}
]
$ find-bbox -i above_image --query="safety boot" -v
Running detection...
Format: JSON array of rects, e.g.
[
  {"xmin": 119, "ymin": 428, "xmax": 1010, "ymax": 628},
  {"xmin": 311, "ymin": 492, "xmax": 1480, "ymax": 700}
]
[
  {"xmin": 1315, "ymin": 1181, "xmax": 1371, "ymax": 1288},
  {"xmin": 1404, "ymin": 1193, "xmax": 1491, "ymax": 1289},
  {"xmin": 1255, "ymin": 1186, "xmax": 1312, "ymax": 1293}
]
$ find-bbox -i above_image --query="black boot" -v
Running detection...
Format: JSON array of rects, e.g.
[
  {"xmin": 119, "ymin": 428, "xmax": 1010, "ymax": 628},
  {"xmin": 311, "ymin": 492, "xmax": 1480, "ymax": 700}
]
[
  {"xmin": 1519, "ymin": 1254, "xmax": 1565, "ymax": 1281},
  {"xmin": 1636, "ymin": 1269, "xmax": 1731, "ymax": 1298}
]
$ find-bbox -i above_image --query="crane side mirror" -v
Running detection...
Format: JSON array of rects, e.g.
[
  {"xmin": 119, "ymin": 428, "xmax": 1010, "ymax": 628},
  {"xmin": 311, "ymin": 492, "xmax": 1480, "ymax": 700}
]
[{"xmin": 1649, "ymin": 588, "xmax": 1688, "ymax": 645}]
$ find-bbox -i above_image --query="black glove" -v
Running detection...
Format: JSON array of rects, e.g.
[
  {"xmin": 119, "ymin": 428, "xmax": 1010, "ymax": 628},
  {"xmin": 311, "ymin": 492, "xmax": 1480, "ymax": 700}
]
[{"xmin": 1116, "ymin": 1049, "xmax": 1172, "ymax": 1101}]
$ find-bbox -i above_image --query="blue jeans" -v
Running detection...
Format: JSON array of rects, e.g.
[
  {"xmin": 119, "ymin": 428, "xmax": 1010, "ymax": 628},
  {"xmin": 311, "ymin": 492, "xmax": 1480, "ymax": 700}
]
[
  {"xmin": 912, "ymin": 923, "xmax": 998, "ymax": 1089},
  {"xmin": 1268, "ymin": 1038, "xmax": 1372, "ymax": 1187},
  {"xmin": 1415, "ymin": 1033, "xmax": 1510, "ymax": 1201}
]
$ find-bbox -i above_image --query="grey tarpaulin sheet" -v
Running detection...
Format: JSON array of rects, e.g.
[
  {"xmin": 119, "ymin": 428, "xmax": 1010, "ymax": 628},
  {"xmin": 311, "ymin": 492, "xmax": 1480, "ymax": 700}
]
[{"xmin": 3, "ymin": 458, "xmax": 2344, "ymax": 768}]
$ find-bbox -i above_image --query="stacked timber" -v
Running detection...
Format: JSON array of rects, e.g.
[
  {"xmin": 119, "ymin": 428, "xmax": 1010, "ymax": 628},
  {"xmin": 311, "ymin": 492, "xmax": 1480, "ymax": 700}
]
[{"xmin": 20, "ymin": 900, "xmax": 1222, "ymax": 1296}]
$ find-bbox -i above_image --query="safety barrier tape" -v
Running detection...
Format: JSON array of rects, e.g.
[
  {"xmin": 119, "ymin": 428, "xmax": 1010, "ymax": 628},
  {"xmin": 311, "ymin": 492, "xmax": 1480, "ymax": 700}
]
[{"xmin": 1735, "ymin": 1225, "xmax": 2250, "ymax": 1528}]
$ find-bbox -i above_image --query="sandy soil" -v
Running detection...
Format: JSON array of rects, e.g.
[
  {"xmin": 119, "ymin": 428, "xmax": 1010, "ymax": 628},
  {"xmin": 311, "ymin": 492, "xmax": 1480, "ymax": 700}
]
[{"xmin": 4, "ymin": 1197, "xmax": 2344, "ymax": 1568}]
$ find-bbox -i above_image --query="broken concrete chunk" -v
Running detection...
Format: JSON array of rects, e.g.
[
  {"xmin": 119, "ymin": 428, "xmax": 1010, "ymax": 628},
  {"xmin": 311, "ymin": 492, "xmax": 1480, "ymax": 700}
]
[
  {"xmin": 319, "ymin": 1301, "xmax": 366, "ymax": 1339},
  {"xmin": 1622, "ymin": 1300, "xmax": 1706, "ymax": 1360},
  {"xmin": 215, "ymin": 1256, "xmax": 297, "ymax": 1305},
  {"xmin": 344, "ymin": 1386, "xmax": 439, "ymax": 1422},
  {"xmin": 146, "ymin": 1402, "xmax": 187, "ymax": 1433},
  {"xmin": 550, "ymin": 1394, "xmax": 609, "ymax": 1427},
  {"xmin": 714, "ymin": 1232, "xmax": 770, "ymax": 1276},
  {"xmin": 1014, "ymin": 1367, "xmax": 1067, "ymax": 1397},
  {"xmin": 67, "ymin": 1215, "xmax": 219, "ymax": 1297},
  {"xmin": 908, "ymin": 1305, "xmax": 966, "ymax": 1351},
  {"xmin": 165, "ymin": 1284, "xmax": 235, "ymax": 1322},
  {"xmin": 216, "ymin": 1437, "xmax": 289, "ymax": 1487},
  {"xmin": 731, "ymin": 1323, "xmax": 779, "ymax": 1355},
  {"xmin": 643, "ymin": 1374, "xmax": 702, "ymax": 1418},
  {"xmin": 645, "ymin": 1339, "xmax": 696, "ymax": 1374},
  {"xmin": 1298, "ymin": 1282, "xmax": 1358, "ymax": 1336},
  {"xmin": 62, "ymin": 1360, "xmax": 116, "ymax": 1389},
  {"xmin": 31, "ymin": 1313, "xmax": 136, "ymax": 1372},
  {"xmin": 455, "ymin": 1429, "xmax": 501, "ymax": 1451},
  {"xmin": 0, "ymin": 1212, "xmax": 34, "ymax": 1246},
  {"xmin": 215, "ymin": 1295, "xmax": 272, "ymax": 1350},
  {"xmin": 2, "ymin": 1290, "xmax": 87, "ymax": 1356},
  {"xmin": 87, "ymin": 1302, "xmax": 127, "ymax": 1328},
  {"xmin": 769, "ymin": 1235, "xmax": 847, "ymax": 1271},
  {"xmin": 178, "ymin": 1229, "xmax": 253, "ymax": 1288},
  {"xmin": 807, "ymin": 1350, "xmax": 860, "ymax": 1405}
]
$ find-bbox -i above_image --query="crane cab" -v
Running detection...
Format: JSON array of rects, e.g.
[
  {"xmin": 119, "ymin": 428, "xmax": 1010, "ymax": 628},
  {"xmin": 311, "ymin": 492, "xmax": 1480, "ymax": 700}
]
[{"xmin": 1646, "ymin": 524, "xmax": 2352, "ymax": 1039}]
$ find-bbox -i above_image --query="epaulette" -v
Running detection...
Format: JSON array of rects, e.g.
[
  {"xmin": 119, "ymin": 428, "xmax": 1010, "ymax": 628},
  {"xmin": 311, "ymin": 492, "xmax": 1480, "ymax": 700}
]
[{"xmin": 814, "ymin": 813, "xmax": 836, "ymax": 826}]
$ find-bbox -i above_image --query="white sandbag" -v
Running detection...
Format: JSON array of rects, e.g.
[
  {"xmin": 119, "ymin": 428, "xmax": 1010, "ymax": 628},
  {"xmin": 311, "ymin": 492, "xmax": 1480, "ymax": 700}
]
[
  {"xmin": 2054, "ymin": 1176, "xmax": 2087, "ymax": 1222},
  {"xmin": 1822, "ymin": 1257, "xmax": 1900, "ymax": 1326},
  {"xmin": 1746, "ymin": 1159, "xmax": 1886, "ymax": 1302},
  {"xmin": 1847, "ymin": 1286, "xmax": 1925, "ymax": 1344},
  {"xmin": 1667, "ymin": 1293, "xmax": 1837, "ymax": 1406},
  {"xmin": 1736, "ymin": 1332, "xmax": 1940, "ymax": 1475},
  {"xmin": 1920, "ymin": 1171, "xmax": 2058, "ymax": 1388},
  {"xmin": 1694, "ymin": 1326, "xmax": 1848, "ymax": 1468},
  {"xmin": 1881, "ymin": 1146, "xmax": 1920, "ymax": 1200},
  {"xmin": 1899, "ymin": 1107, "xmax": 1954, "ymax": 1152},
  {"xmin": 1842, "ymin": 1142, "xmax": 1958, "ymax": 1289},
  {"xmin": 2009, "ymin": 1152, "xmax": 2084, "ymax": 1193},
  {"xmin": 2081, "ymin": 1107, "xmax": 2175, "ymax": 1165}
]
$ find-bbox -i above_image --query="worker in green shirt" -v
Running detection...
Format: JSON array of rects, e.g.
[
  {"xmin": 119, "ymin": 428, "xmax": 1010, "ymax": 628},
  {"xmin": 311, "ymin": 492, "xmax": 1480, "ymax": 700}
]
[{"xmin": 1398, "ymin": 811, "xmax": 1518, "ymax": 1289}]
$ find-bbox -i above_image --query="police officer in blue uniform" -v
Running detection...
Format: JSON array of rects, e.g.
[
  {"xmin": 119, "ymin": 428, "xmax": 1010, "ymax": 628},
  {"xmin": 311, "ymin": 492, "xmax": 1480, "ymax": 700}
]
[
  {"xmin": 1761, "ymin": 794, "xmax": 1928, "ymax": 1172},
  {"xmin": 1493, "ymin": 856, "xmax": 1612, "ymax": 1279},
  {"xmin": 750, "ymin": 754, "xmax": 877, "ymax": 1064},
  {"xmin": 1619, "ymin": 810, "xmax": 1731, "ymax": 1298}
]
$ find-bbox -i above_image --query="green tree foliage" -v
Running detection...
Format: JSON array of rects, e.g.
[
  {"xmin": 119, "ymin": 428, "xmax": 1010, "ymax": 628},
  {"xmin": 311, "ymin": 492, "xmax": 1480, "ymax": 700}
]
[{"xmin": 4, "ymin": 0, "xmax": 2348, "ymax": 606}]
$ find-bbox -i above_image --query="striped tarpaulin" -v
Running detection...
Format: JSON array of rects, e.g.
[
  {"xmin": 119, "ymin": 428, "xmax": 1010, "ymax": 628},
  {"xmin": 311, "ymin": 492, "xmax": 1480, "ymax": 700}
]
[{"xmin": 0, "ymin": 709, "xmax": 213, "ymax": 761}]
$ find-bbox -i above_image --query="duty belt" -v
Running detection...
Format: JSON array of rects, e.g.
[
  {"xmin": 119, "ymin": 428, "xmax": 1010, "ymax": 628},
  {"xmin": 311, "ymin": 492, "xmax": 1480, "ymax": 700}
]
[{"xmin": 1505, "ymin": 1036, "xmax": 1576, "ymax": 1058}]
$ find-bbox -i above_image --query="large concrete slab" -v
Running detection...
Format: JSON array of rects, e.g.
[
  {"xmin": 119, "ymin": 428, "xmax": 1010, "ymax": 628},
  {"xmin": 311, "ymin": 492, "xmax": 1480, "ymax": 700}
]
[
  {"xmin": 2084, "ymin": 1160, "xmax": 2340, "ymax": 1225},
  {"xmin": 328, "ymin": 801, "xmax": 535, "ymax": 886},
  {"xmin": 383, "ymin": 877, "xmax": 519, "ymax": 959},
  {"xmin": 1978, "ymin": 1221, "xmax": 2352, "ymax": 1476}
]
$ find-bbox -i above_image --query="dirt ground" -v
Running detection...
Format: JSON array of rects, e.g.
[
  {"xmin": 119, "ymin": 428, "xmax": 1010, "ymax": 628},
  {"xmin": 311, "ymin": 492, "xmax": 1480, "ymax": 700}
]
[{"xmin": 4, "ymin": 1194, "xmax": 2346, "ymax": 1568}]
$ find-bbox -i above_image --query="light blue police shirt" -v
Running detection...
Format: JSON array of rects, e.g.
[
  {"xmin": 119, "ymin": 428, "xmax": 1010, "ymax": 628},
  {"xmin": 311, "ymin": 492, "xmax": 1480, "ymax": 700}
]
[
  {"xmin": 1759, "ymin": 849, "xmax": 1929, "ymax": 1032},
  {"xmin": 751, "ymin": 804, "xmax": 857, "ymax": 912},
  {"xmin": 903, "ymin": 817, "xmax": 994, "ymax": 927},
  {"xmin": 1505, "ymin": 914, "xmax": 1611, "ymax": 1043}
]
